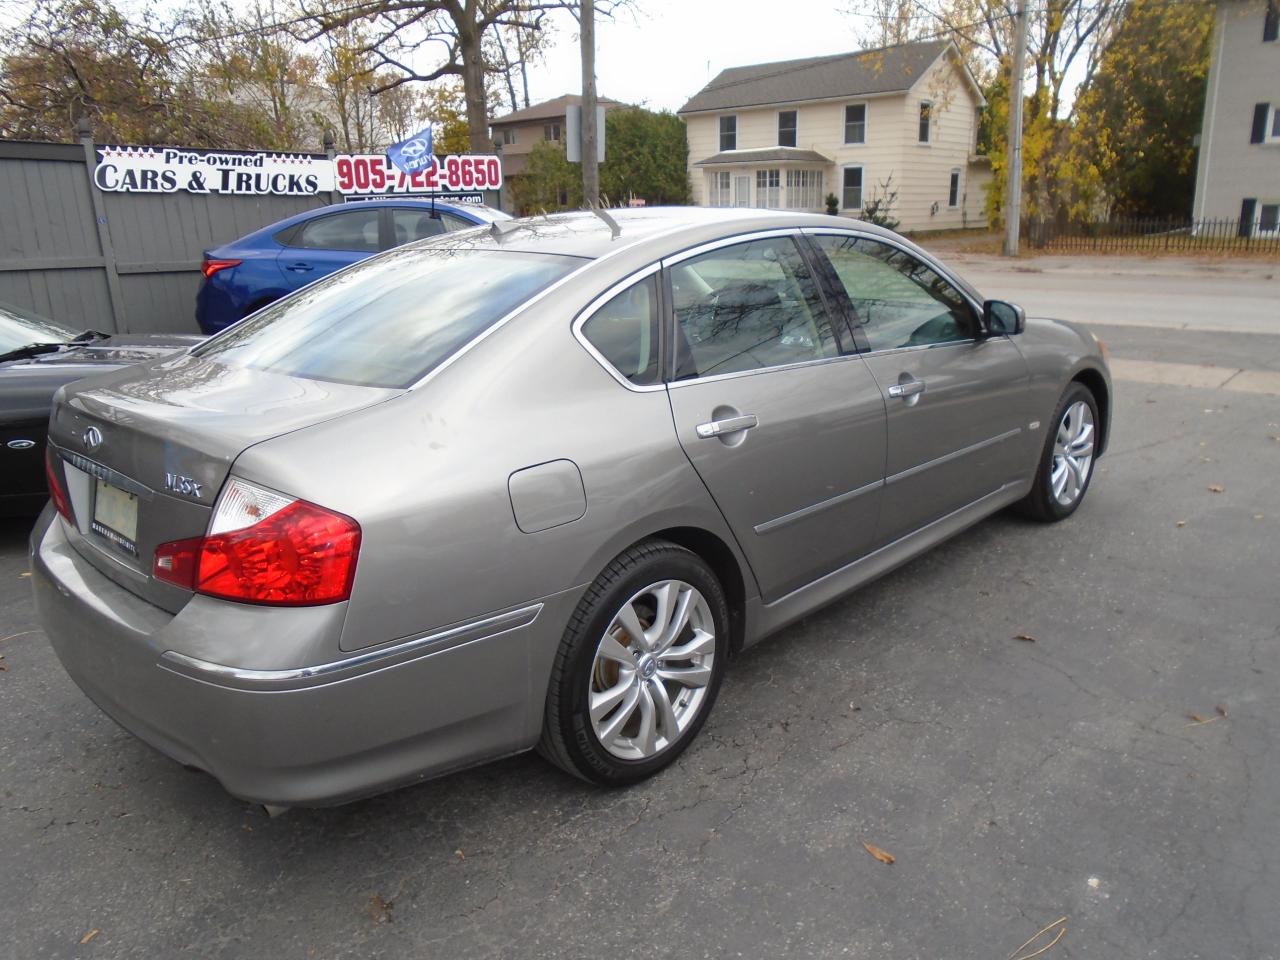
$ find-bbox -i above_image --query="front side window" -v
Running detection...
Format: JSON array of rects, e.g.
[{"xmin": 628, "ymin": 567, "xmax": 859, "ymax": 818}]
[
  {"xmin": 919, "ymin": 101, "xmax": 932, "ymax": 143},
  {"xmin": 719, "ymin": 115, "xmax": 737, "ymax": 151},
  {"xmin": 778, "ymin": 110, "xmax": 797, "ymax": 147},
  {"xmin": 580, "ymin": 275, "xmax": 660, "ymax": 386},
  {"xmin": 842, "ymin": 167, "xmax": 863, "ymax": 210},
  {"xmin": 195, "ymin": 246, "xmax": 580, "ymax": 388},
  {"xmin": 844, "ymin": 103, "xmax": 866, "ymax": 144},
  {"xmin": 294, "ymin": 209, "xmax": 381, "ymax": 252},
  {"xmin": 670, "ymin": 236, "xmax": 839, "ymax": 379},
  {"xmin": 813, "ymin": 235, "xmax": 976, "ymax": 350},
  {"xmin": 756, "ymin": 169, "xmax": 781, "ymax": 208}
]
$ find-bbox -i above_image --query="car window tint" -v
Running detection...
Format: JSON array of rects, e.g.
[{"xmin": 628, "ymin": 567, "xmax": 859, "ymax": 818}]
[
  {"xmin": 814, "ymin": 235, "xmax": 975, "ymax": 350},
  {"xmin": 390, "ymin": 208, "xmax": 448, "ymax": 246},
  {"xmin": 194, "ymin": 246, "xmax": 580, "ymax": 389},
  {"xmin": 581, "ymin": 275, "xmax": 660, "ymax": 386},
  {"xmin": 295, "ymin": 209, "xmax": 381, "ymax": 252},
  {"xmin": 671, "ymin": 236, "xmax": 838, "ymax": 379}
]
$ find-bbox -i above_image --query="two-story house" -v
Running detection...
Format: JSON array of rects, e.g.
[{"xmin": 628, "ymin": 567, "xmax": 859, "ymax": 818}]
[
  {"xmin": 677, "ymin": 40, "xmax": 990, "ymax": 231},
  {"xmin": 489, "ymin": 94, "xmax": 624, "ymax": 213},
  {"xmin": 1191, "ymin": 0, "xmax": 1280, "ymax": 235}
]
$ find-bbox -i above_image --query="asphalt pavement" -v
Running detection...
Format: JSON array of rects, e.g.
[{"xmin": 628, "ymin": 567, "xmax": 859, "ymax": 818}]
[{"xmin": 1, "ymin": 261, "xmax": 1278, "ymax": 959}]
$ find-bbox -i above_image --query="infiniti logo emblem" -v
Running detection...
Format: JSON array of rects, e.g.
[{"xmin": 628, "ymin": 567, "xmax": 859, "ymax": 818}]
[{"xmin": 83, "ymin": 426, "xmax": 103, "ymax": 451}]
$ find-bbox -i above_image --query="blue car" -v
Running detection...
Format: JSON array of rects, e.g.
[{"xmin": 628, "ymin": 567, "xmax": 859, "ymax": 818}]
[{"xmin": 195, "ymin": 199, "xmax": 509, "ymax": 334}]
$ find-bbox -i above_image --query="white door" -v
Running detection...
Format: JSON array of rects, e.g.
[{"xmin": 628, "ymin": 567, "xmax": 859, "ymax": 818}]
[{"xmin": 733, "ymin": 175, "xmax": 750, "ymax": 207}]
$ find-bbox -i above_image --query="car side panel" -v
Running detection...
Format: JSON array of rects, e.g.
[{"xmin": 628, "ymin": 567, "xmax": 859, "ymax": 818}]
[{"xmin": 1013, "ymin": 318, "xmax": 1114, "ymax": 459}]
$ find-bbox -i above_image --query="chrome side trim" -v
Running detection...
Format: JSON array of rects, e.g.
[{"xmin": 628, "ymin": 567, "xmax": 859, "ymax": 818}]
[
  {"xmin": 158, "ymin": 603, "xmax": 543, "ymax": 691},
  {"xmin": 885, "ymin": 427, "xmax": 1022, "ymax": 486},
  {"xmin": 754, "ymin": 478, "xmax": 884, "ymax": 535}
]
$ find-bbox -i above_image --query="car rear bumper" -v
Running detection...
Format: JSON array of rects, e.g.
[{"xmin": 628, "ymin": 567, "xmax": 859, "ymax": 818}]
[{"xmin": 30, "ymin": 508, "xmax": 576, "ymax": 806}]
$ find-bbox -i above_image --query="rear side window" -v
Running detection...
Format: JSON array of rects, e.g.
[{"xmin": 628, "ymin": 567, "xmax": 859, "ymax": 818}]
[
  {"xmin": 580, "ymin": 275, "xmax": 660, "ymax": 386},
  {"xmin": 294, "ymin": 209, "xmax": 380, "ymax": 252},
  {"xmin": 670, "ymin": 236, "xmax": 839, "ymax": 379},
  {"xmin": 195, "ymin": 245, "xmax": 581, "ymax": 388},
  {"xmin": 390, "ymin": 208, "xmax": 448, "ymax": 245}
]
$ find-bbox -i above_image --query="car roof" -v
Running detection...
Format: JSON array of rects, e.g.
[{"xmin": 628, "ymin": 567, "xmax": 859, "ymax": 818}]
[{"xmin": 455, "ymin": 206, "xmax": 898, "ymax": 260}]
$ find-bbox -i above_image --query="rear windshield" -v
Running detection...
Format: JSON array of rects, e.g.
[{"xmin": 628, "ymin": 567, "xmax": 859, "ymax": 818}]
[{"xmin": 194, "ymin": 244, "xmax": 581, "ymax": 388}]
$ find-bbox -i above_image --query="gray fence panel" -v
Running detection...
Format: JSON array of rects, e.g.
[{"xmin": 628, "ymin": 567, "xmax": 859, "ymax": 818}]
[{"xmin": 0, "ymin": 138, "xmax": 330, "ymax": 334}]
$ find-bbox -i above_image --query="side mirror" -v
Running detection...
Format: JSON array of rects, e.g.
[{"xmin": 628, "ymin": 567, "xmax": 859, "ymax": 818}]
[{"xmin": 982, "ymin": 299, "xmax": 1025, "ymax": 336}]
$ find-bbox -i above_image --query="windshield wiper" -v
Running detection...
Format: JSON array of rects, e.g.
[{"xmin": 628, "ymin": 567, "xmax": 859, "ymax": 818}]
[
  {"xmin": 70, "ymin": 330, "xmax": 110, "ymax": 344},
  {"xmin": 0, "ymin": 342, "xmax": 70, "ymax": 364}
]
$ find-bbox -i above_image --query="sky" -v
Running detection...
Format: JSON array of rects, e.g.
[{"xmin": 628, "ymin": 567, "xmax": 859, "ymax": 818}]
[{"xmin": 518, "ymin": 0, "xmax": 882, "ymax": 114}]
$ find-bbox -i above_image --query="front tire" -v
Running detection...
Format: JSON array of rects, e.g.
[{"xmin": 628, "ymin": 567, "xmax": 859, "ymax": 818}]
[
  {"xmin": 538, "ymin": 540, "xmax": 729, "ymax": 785},
  {"xmin": 1017, "ymin": 382, "xmax": 1099, "ymax": 522}
]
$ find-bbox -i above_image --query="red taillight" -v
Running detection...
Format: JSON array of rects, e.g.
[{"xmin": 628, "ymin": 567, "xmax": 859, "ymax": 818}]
[
  {"xmin": 201, "ymin": 258, "xmax": 241, "ymax": 279},
  {"xmin": 44, "ymin": 448, "xmax": 73, "ymax": 522},
  {"xmin": 153, "ymin": 482, "xmax": 360, "ymax": 605}
]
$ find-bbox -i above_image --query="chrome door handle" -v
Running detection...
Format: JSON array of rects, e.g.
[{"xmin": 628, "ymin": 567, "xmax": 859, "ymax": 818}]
[
  {"xmin": 887, "ymin": 379, "xmax": 926, "ymax": 399},
  {"xmin": 696, "ymin": 414, "xmax": 758, "ymax": 439}
]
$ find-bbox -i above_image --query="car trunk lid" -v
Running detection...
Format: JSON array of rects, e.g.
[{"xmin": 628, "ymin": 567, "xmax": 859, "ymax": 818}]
[{"xmin": 47, "ymin": 351, "xmax": 398, "ymax": 612}]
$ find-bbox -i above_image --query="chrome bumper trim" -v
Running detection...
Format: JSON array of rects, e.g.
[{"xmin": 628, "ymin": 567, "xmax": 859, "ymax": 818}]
[{"xmin": 159, "ymin": 603, "xmax": 544, "ymax": 691}]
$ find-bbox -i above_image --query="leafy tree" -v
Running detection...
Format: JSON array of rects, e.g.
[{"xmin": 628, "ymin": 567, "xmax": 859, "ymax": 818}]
[
  {"xmin": 510, "ymin": 105, "xmax": 690, "ymax": 214},
  {"xmin": 860, "ymin": 174, "xmax": 900, "ymax": 230},
  {"xmin": 1066, "ymin": 0, "xmax": 1213, "ymax": 219}
]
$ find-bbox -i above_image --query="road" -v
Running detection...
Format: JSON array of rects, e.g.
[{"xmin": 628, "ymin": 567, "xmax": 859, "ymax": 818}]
[{"xmin": 1, "ymin": 257, "xmax": 1278, "ymax": 959}]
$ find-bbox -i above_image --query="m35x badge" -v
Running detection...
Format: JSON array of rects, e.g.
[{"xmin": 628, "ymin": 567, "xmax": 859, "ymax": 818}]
[{"xmin": 164, "ymin": 473, "xmax": 203, "ymax": 499}]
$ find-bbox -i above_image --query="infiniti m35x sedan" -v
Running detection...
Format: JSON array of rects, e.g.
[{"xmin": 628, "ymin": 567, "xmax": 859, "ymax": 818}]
[{"xmin": 32, "ymin": 208, "xmax": 1111, "ymax": 807}]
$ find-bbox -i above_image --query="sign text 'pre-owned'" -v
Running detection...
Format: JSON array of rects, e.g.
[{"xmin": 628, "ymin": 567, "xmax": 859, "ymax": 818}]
[{"xmin": 94, "ymin": 146, "xmax": 501, "ymax": 196}]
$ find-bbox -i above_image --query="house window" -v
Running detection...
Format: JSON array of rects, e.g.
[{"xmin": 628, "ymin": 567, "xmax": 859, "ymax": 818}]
[
  {"xmin": 1265, "ymin": 0, "xmax": 1278, "ymax": 41},
  {"xmin": 785, "ymin": 169, "xmax": 823, "ymax": 210},
  {"xmin": 842, "ymin": 166, "xmax": 863, "ymax": 210},
  {"xmin": 1249, "ymin": 103, "xmax": 1280, "ymax": 143},
  {"xmin": 948, "ymin": 169, "xmax": 960, "ymax": 208},
  {"xmin": 756, "ymin": 168, "xmax": 781, "ymax": 208},
  {"xmin": 501, "ymin": 128, "xmax": 516, "ymax": 145},
  {"xmin": 778, "ymin": 110, "xmax": 797, "ymax": 147},
  {"xmin": 720, "ymin": 115, "xmax": 737, "ymax": 151},
  {"xmin": 544, "ymin": 123, "xmax": 561, "ymax": 142},
  {"xmin": 1259, "ymin": 203, "xmax": 1280, "ymax": 234},
  {"xmin": 918, "ymin": 101, "xmax": 932, "ymax": 143},
  {"xmin": 708, "ymin": 170, "xmax": 732, "ymax": 207},
  {"xmin": 844, "ymin": 103, "xmax": 867, "ymax": 144}
]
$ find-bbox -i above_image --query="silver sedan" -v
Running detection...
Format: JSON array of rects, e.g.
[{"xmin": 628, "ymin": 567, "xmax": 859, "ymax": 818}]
[{"xmin": 32, "ymin": 208, "xmax": 1111, "ymax": 807}]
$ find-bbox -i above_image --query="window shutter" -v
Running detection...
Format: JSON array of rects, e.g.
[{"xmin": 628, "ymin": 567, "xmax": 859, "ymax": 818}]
[
  {"xmin": 1239, "ymin": 198, "xmax": 1257, "ymax": 238},
  {"xmin": 1251, "ymin": 104, "xmax": 1269, "ymax": 143}
]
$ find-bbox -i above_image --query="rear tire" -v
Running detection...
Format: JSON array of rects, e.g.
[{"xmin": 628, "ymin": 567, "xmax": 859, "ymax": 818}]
[
  {"xmin": 1016, "ymin": 382, "xmax": 1099, "ymax": 522},
  {"xmin": 538, "ymin": 539, "xmax": 729, "ymax": 785}
]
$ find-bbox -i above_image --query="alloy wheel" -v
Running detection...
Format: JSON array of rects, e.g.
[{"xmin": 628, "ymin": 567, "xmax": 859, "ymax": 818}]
[
  {"xmin": 1050, "ymin": 400, "xmax": 1095, "ymax": 507},
  {"xmin": 588, "ymin": 579, "xmax": 716, "ymax": 760}
]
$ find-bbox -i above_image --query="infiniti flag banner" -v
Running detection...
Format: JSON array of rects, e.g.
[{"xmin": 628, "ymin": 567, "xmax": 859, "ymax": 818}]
[{"xmin": 386, "ymin": 126, "xmax": 435, "ymax": 175}]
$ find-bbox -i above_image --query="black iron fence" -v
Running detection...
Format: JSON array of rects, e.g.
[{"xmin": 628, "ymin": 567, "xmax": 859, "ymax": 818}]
[{"xmin": 1026, "ymin": 217, "xmax": 1280, "ymax": 254}]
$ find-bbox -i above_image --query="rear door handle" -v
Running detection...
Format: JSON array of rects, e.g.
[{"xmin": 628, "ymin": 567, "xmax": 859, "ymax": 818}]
[
  {"xmin": 887, "ymin": 379, "xmax": 926, "ymax": 399},
  {"xmin": 286, "ymin": 262, "xmax": 314, "ymax": 273},
  {"xmin": 696, "ymin": 414, "xmax": 758, "ymax": 439}
]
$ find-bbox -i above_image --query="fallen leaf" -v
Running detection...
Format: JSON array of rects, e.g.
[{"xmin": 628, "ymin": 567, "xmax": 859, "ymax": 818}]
[
  {"xmin": 1012, "ymin": 634, "xmax": 1037, "ymax": 642},
  {"xmin": 19, "ymin": 571, "xmax": 30, "ymax": 578},
  {"xmin": 1207, "ymin": 484, "xmax": 1224, "ymax": 493},
  {"xmin": 1216, "ymin": 704, "xmax": 1228, "ymax": 718},
  {"xmin": 862, "ymin": 841, "xmax": 895, "ymax": 865},
  {"xmin": 0, "ymin": 655, "xmax": 6, "ymax": 671},
  {"xmin": 1187, "ymin": 712, "xmax": 1206, "ymax": 723},
  {"xmin": 1254, "ymin": 514, "xmax": 1265, "ymax": 520},
  {"xmin": 368, "ymin": 894, "xmax": 393, "ymax": 924},
  {"xmin": 1175, "ymin": 521, "xmax": 1186, "ymax": 528},
  {"xmin": 1199, "ymin": 457, "xmax": 1214, "ymax": 463},
  {"xmin": 80, "ymin": 929, "xmax": 100, "ymax": 944},
  {"xmin": 454, "ymin": 849, "xmax": 465, "ymax": 861}
]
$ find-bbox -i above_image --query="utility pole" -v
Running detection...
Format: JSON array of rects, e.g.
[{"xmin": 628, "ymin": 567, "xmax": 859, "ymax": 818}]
[
  {"xmin": 1003, "ymin": 0, "xmax": 1028, "ymax": 257},
  {"xmin": 580, "ymin": 0, "xmax": 599, "ymax": 207}
]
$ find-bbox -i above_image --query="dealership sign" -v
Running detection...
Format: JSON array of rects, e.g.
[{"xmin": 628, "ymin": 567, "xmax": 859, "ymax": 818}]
[{"xmin": 93, "ymin": 146, "xmax": 501, "ymax": 197}]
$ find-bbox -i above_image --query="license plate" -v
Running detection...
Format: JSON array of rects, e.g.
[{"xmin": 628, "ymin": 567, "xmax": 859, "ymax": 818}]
[{"xmin": 91, "ymin": 478, "xmax": 139, "ymax": 554}]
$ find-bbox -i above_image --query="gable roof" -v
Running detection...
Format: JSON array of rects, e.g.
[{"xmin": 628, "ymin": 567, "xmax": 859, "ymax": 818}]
[
  {"xmin": 678, "ymin": 40, "xmax": 956, "ymax": 114},
  {"xmin": 490, "ymin": 94, "xmax": 625, "ymax": 127}
]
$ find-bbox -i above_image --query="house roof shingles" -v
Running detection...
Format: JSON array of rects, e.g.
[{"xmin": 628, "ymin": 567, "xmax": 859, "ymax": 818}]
[
  {"xmin": 491, "ymin": 94, "xmax": 625, "ymax": 127},
  {"xmin": 678, "ymin": 40, "xmax": 949, "ymax": 115}
]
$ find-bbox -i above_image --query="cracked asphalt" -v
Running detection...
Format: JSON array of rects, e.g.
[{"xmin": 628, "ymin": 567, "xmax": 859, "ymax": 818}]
[{"xmin": 2, "ymin": 301, "xmax": 1279, "ymax": 958}]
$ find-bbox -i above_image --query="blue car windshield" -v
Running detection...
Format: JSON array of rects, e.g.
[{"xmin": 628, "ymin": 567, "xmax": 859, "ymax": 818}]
[{"xmin": 194, "ymin": 243, "xmax": 582, "ymax": 389}]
